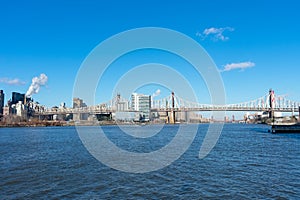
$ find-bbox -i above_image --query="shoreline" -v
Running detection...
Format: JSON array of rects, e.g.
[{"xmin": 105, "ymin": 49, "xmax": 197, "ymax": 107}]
[{"xmin": 0, "ymin": 120, "xmax": 258, "ymax": 128}]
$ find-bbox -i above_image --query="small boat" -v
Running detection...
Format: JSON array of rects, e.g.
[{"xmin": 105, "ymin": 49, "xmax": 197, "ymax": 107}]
[{"xmin": 270, "ymin": 123, "xmax": 300, "ymax": 133}]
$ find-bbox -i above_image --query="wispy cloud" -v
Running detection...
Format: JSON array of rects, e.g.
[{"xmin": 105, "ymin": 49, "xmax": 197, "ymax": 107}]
[
  {"xmin": 152, "ymin": 89, "xmax": 161, "ymax": 98},
  {"xmin": 0, "ymin": 77, "xmax": 26, "ymax": 85},
  {"xmin": 196, "ymin": 27, "xmax": 234, "ymax": 41},
  {"xmin": 221, "ymin": 61, "xmax": 255, "ymax": 72}
]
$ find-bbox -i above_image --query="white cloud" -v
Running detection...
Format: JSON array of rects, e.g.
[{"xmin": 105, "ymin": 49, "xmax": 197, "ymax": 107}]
[
  {"xmin": 222, "ymin": 61, "xmax": 255, "ymax": 72},
  {"xmin": 197, "ymin": 27, "xmax": 234, "ymax": 41},
  {"xmin": 152, "ymin": 89, "xmax": 161, "ymax": 97},
  {"xmin": 0, "ymin": 77, "xmax": 26, "ymax": 85}
]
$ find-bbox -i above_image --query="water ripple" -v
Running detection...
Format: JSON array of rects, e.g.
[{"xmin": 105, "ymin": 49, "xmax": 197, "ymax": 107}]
[{"xmin": 0, "ymin": 124, "xmax": 299, "ymax": 199}]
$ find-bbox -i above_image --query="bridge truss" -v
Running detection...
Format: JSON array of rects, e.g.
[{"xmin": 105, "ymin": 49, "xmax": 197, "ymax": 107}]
[
  {"xmin": 38, "ymin": 92, "xmax": 300, "ymax": 115},
  {"xmin": 151, "ymin": 93, "xmax": 300, "ymax": 112}
]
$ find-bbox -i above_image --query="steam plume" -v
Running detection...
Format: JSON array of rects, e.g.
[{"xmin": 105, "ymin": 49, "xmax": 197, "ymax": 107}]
[{"xmin": 26, "ymin": 73, "xmax": 48, "ymax": 97}]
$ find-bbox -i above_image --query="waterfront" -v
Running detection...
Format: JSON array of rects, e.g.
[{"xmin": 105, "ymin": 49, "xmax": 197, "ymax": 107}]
[{"xmin": 0, "ymin": 124, "xmax": 299, "ymax": 199}]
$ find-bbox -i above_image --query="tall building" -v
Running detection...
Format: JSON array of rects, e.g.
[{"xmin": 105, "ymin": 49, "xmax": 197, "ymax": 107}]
[
  {"xmin": 131, "ymin": 93, "xmax": 151, "ymax": 121},
  {"xmin": 0, "ymin": 90, "xmax": 4, "ymax": 115},
  {"xmin": 11, "ymin": 92, "xmax": 33, "ymax": 105},
  {"xmin": 73, "ymin": 98, "xmax": 88, "ymax": 121},
  {"xmin": 3, "ymin": 106, "xmax": 12, "ymax": 116},
  {"xmin": 12, "ymin": 92, "xmax": 24, "ymax": 104},
  {"xmin": 131, "ymin": 93, "xmax": 139, "ymax": 111},
  {"xmin": 73, "ymin": 98, "xmax": 87, "ymax": 108}
]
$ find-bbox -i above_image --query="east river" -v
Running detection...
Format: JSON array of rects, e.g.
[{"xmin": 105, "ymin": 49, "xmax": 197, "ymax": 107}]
[{"xmin": 1, "ymin": 124, "xmax": 299, "ymax": 199}]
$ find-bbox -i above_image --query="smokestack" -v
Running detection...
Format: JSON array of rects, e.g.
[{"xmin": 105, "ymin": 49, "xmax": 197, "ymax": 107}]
[{"xmin": 24, "ymin": 94, "xmax": 26, "ymax": 105}]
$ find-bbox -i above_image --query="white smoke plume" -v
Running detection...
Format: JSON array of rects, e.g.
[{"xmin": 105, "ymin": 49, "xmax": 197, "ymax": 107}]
[
  {"xmin": 26, "ymin": 73, "xmax": 48, "ymax": 97},
  {"xmin": 152, "ymin": 89, "xmax": 161, "ymax": 98}
]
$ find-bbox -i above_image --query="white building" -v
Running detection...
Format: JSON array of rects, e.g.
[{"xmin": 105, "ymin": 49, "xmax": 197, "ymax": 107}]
[
  {"xmin": 15, "ymin": 101, "xmax": 27, "ymax": 118},
  {"xmin": 59, "ymin": 102, "xmax": 66, "ymax": 109},
  {"xmin": 131, "ymin": 93, "xmax": 151, "ymax": 121}
]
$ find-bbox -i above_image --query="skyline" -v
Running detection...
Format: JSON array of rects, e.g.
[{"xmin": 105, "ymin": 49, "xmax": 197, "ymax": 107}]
[{"xmin": 1, "ymin": 0, "xmax": 300, "ymax": 107}]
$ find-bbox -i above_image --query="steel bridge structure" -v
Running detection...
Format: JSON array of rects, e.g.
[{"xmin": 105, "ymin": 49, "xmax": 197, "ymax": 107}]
[{"xmin": 35, "ymin": 92, "xmax": 300, "ymax": 117}]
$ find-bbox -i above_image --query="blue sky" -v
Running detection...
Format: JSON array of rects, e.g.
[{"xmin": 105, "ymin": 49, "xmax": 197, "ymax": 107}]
[{"xmin": 0, "ymin": 0, "xmax": 300, "ymax": 108}]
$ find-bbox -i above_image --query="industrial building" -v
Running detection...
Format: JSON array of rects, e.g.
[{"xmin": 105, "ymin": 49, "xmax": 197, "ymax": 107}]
[{"xmin": 115, "ymin": 94, "xmax": 129, "ymax": 111}]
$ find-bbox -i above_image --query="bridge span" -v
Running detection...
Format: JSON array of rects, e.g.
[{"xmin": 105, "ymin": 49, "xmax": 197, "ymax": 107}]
[{"xmin": 34, "ymin": 90, "xmax": 300, "ymax": 117}]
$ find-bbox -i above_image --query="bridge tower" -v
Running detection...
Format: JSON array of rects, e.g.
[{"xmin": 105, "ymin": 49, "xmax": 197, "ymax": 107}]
[
  {"xmin": 299, "ymin": 106, "xmax": 300, "ymax": 122},
  {"xmin": 170, "ymin": 92, "xmax": 176, "ymax": 124},
  {"xmin": 269, "ymin": 89, "xmax": 275, "ymax": 119}
]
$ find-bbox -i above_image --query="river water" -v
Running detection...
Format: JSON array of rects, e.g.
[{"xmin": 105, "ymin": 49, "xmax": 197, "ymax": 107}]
[{"xmin": 0, "ymin": 124, "xmax": 299, "ymax": 199}]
